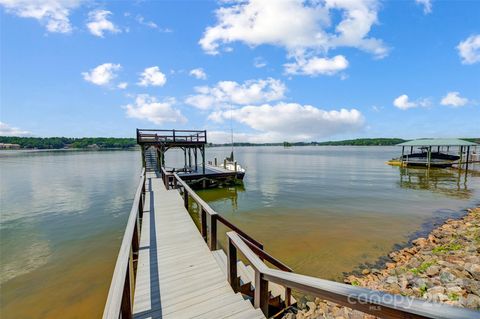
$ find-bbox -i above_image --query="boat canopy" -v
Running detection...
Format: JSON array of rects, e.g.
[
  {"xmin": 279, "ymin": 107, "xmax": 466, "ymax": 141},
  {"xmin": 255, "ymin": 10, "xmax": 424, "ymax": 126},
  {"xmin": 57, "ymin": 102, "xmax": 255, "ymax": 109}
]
[{"xmin": 397, "ymin": 138, "xmax": 478, "ymax": 147}]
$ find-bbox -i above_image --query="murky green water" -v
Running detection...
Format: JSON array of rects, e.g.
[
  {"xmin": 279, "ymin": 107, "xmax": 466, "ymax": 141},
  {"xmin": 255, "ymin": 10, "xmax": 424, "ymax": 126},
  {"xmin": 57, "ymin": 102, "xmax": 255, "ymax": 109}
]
[{"xmin": 1, "ymin": 147, "xmax": 479, "ymax": 318}]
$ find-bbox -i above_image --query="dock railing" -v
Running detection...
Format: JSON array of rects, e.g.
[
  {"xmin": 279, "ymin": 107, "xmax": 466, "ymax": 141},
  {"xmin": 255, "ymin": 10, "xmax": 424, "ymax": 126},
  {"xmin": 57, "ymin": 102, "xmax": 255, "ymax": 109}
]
[
  {"xmin": 103, "ymin": 168, "xmax": 146, "ymax": 319},
  {"xmin": 104, "ymin": 167, "xmax": 479, "ymax": 319},
  {"xmin": 161, "ymin": 169, "xmax": 479, "ymax": 319},
  {"xmin": 226, "ymin": 232, "xmax": 478, "ymax": 319},
  {"xmin": 137, "ymin": 128, "xmax": 207, "ymax": 144}
]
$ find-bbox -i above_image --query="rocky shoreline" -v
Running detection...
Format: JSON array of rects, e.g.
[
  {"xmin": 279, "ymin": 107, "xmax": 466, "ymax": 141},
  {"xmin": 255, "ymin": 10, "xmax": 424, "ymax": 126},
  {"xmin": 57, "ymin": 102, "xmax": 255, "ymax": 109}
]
[{"xmin": 283, "ymin": 207, "xmax": 480, "ymax": 319}]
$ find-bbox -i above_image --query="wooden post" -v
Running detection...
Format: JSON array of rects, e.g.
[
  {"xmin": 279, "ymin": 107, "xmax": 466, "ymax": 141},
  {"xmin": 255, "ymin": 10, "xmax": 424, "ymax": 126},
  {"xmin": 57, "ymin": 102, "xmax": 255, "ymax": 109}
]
[
  {"xmin": 254, "ymin": 269, "xmax": 269, "ymax": 316},
  {"xmin": 157, "ymin": 148, "xmax": 161, "ymax": 172},
  {"xmin": 202, "ymin": 145, "xmax": 206, "ymax": 175},
  {"xmin": 201, "ymin": 208, "xmax": 207, "ymax": 241},
  {"xmin": 224, "ymin": 158, "xmax": 227, "ymax": 168},
  {"xmin": 466, "ymin": 146, "xmax": 470, "ymax": 171},
  {"xmin": 285, "ymin": 287, "xmax": 292, "ymax": 307},
  {"xmin": 459, "ymin": 146, "xmax": 464, "ymax": 169},
  {"xmin": 410, "ymin": 146, "xmax": 413, "ymax": 154},
  {"xmin": 227, "ymin": 238, "xmax": 239, "ymax": 293},
  {"xmin": 161, "ymin": 146, "xmax": 165, "ymax": 167},
  {"xmin": 184, "ymin": 190, "xmax": 188, "ymax": 209},
  {"xmin": 427, "ymin": 146, "xmax": 432, "ymax": 168},
  {"xmin": 188, "ymin": 148, "xmax": 192, "ymax": 168},
  {"xmin": 214, "ymin": 157, "xmax": 217, "ymax": 166},
  {"xmin": 184, "ymin": 148, "xmax": 187, "ymax": 170},
  {"xmin": 120, "ymin": 249, "xmax": 134, "ymax": 319},
  {"xmin": 234, "ymin": 161, "xmax": 237, "ymax": 172},
  {"xmin": 194, "ymin": 147, "xmax": 198, "ymax": 171},
  {"xmin": 209, "ymin": 214, "xmax": 217, "ymax": 250}
]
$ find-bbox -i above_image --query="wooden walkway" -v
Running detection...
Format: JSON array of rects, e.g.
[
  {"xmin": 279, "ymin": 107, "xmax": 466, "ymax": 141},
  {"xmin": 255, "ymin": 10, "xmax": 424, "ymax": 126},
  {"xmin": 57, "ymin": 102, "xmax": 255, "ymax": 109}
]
[{"xmin": 132, "ymin": 172, "xmax": 265, "ymax": 319}]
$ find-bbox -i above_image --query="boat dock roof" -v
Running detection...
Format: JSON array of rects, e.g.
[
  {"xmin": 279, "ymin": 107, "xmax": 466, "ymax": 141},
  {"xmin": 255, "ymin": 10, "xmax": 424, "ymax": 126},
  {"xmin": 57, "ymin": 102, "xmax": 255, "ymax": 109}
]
[{"xmin": 397, "ymin": 138, "xmax": 478, "ymax": 147}]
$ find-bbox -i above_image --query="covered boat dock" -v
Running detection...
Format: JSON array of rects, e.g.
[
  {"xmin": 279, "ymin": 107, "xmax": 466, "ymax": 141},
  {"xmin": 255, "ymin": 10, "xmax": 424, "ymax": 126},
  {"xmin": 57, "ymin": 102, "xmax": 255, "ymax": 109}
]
[{"xmin": 396, "ymin": 138, "xmax": 478, "ymax": 169}]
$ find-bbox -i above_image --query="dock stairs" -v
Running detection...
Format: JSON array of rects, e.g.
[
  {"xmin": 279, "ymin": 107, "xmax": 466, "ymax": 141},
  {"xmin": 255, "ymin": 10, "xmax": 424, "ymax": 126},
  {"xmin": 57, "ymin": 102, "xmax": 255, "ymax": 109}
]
[
  {"xmin": 144, "ymin": 147, "xmax": 158, "ymax": 172},
  {"xmin": 212, "ymin": 249, "xmax": 296, "ymax": 315}
]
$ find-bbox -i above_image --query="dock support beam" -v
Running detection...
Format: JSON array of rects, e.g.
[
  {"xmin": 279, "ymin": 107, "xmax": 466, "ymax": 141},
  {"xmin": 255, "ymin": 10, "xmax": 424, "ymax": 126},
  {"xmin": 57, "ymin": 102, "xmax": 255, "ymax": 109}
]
[
  {"xmin": 201, "ymin": 145, "xmax": 206, "ymax": 175},
  {"xmin": 194, "ymin": 147, "xmax": 198, "ymax": 171},
  {"xmin": 427, "ymin": 146, "xmax": 432, "ymax": 168},
  {"xmin": 459, "ymin": 146, "xmax": 464, "ymax": 169},
  {"xmin": 466, "ymin": 146, "xmax": 470, "ymax": 171}
]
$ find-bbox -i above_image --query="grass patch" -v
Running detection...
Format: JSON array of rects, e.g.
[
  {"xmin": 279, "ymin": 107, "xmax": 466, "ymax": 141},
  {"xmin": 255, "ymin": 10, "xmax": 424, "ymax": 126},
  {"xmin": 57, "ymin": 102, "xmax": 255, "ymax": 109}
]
[
  {"xmin": 410, "ymin": 261, "xmax": 435, "ymax": 275},
  {"xmin": 432, "ymin": 242, "xmax": 462, "ymax": 254},
  {"xmin": 448, "ymin": 292, "xmax": 460, "ymax": 301},
  {"xmin": 419, "ymin": 284, "xmax": 428, "ymax": 297}
]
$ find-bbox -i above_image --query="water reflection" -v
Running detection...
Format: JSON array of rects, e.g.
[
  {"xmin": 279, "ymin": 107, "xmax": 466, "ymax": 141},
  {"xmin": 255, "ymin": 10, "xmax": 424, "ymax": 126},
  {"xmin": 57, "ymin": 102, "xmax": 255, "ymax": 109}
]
[
  {"xmin": 196, "ymin": 184, "xmax": 245, "ymax": 211},
  {"xmin": 398, "ymin": 167, "xmax": 472, "ymax": 199}
]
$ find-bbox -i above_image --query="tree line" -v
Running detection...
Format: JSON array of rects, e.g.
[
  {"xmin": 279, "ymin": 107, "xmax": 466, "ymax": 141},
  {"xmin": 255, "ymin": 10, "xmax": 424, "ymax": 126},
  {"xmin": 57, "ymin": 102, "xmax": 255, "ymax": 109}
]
[{"xmin": 0, "ymin": 137, "xmax": 137, "ymax": 149}]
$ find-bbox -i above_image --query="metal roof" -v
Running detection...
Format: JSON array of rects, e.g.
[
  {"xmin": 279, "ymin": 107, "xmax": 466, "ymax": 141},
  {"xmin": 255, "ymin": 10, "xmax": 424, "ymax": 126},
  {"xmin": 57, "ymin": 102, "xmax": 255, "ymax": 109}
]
[{"xmin": 397, "ymin": 138, "xmax": 478, "ymax": 146}]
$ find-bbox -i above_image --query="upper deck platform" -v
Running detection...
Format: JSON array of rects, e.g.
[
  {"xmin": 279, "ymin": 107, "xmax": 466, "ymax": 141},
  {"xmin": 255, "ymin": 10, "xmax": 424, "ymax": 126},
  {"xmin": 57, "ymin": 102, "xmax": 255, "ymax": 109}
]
[{"xmin": 137, "ymin": 129, "xmax": 207, "ymax": 147}]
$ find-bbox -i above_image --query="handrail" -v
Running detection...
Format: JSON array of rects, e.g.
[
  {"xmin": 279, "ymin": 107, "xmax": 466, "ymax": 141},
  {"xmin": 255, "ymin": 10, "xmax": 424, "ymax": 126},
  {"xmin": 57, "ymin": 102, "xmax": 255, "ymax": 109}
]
[
  {"xmin": 227, "ymin": 231, "xmax": 479, "ymax": 319},
  {"xmin": 103, "ymin": 168, "xmax": 146, "ymax": 319},
  {"xmin": 236, "ymin": 232, "xmax": 292, "ymax": 272},
  {"xmin": 164, "ymin": 172, "xmax": 297, "ymax": 274},
  {"xmin": 137, "ymin": 129, "xmax": 207, "ymax": 144},
  {"xmin": 168, "ymin": 172, "xmax": 265, "ymax": 249}
]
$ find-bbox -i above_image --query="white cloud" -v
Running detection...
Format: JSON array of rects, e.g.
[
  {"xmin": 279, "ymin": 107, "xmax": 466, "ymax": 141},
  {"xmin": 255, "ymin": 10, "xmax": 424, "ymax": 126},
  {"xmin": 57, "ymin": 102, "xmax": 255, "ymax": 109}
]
[
  {"xmin": 86, "ymin": 9, "xmax": 120, "ymax": 37},
  {"xmin": 136, "ymin": 15, "xmax": 158, "ymax": 29},
  {"xmin": 393, "ymin": 94, "xmax": 431, "ymax": 110},
  {"xmin": 199, "ymin": 0, "xmax": 388, "ymax": 62},
  {"xmin": 117, "ymin": 82, "xmax": 128, "ymax": 89},
  {"xmin": 457, "ymin": 34, "xmax": 480, "ymax": 65},
  {"xmin": 138, "ymin": 66, "xmax": 167, "ymax": 87},
  {"xmin": 440, "ymin": 91, "xmax": 469, "ymax": 107},
  {"xmin": 0, "ymin": 122, "xmax": 32, "ymax": 136},
  {"xmin": 189, "ymin": 68, "xmax": 207, "ymax": 80},
  {"xmin": 124, "ymin": 94, "xmax": 186, "ymax": 125},
  {"xmin": 415, "ymin": 0, "xmax": 432, "ymax": 14},
  {"xmin": 209, "ymin": 103, "xmax": 364, "ymax": 142},
  {"xmin": 0, "ymin": 0, "xmax": 82, "ymax": 33},
  {"xmin": 284, "ymin": 55, "xmax": 348, "ymax": 76},
  {"xmin": 82, "ymin": 63, "xmax": 121, "ymax": 86},
  {"xmin": 253, "ymin": 57, "xmax": 267, "ymax": 68},
  {"xmin": 185, "ymin": 78, "xmax": 286, "ymax": 110}
]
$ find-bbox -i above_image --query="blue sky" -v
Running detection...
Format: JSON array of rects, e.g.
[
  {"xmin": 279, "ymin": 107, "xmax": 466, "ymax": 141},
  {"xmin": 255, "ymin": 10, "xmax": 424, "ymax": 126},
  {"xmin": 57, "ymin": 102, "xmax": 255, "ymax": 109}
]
[{"xmin": 1, "ymin": 0, "xmax": 479, "ymax": 143}]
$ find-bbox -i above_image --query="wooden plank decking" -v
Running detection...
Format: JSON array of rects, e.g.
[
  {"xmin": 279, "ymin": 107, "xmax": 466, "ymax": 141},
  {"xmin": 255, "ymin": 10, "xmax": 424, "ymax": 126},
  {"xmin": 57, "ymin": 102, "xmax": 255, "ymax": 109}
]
[{"xmin": 132, "ymin": 172, "xmax": 265, "ymax": 319}]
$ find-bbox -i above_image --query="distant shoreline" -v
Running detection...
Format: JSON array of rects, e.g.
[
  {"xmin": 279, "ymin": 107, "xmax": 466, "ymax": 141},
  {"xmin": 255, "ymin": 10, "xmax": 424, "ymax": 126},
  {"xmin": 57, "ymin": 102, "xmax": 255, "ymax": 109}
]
[{"xmin": 1, "ymin": 137, "xmax": 478, "ymax": 150}]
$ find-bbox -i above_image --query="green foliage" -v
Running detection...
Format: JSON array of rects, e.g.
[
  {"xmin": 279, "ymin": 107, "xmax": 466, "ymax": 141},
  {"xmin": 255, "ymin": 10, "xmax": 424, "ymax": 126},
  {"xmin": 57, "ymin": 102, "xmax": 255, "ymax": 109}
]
[
  {"xmin": 448, "ymin": 292, "xmax": 460, "ymax": 301},
  {"xmin": 210, "ymin": 138, "xmax": 409, "ymax": 147},
  {"xmin": 419, "ymin": 284, "xmax": 428, "ymax": 296},
  {"xmin": 351, "ymin": 280, "xmax": 360, "ymax": 286},
  {"xmin": 316, "ymin": 138, "xmax": 407, "ymax": 146},
  {"xmin": 432, "ymin": 242, "xmax": 462, "ymax": 254},
  {"xmin": 410, "ymin": 261, "xmax": 435, "ymax": 275},
  {"xmin": 0, "ymin": 136, "xmax": 137, "ymax": 149}
]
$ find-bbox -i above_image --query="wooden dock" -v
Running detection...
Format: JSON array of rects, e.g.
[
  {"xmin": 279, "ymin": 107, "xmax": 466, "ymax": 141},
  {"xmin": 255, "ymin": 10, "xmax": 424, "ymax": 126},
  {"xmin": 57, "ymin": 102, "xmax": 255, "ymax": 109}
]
[
  {"xmin": 131, "ymin": 172, "xmax": 264, "ymax": 318},
  {"xmin": 103, "ymin": 128, "xmax": 479, "ymax": 319}
]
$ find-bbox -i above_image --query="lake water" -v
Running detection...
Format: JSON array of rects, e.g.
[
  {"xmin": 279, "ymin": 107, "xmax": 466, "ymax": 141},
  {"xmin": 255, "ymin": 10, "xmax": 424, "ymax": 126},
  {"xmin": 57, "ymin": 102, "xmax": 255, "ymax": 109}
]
[{"xmin": 1, "ymin": 147, "xmax": 479, "ymax": 318}]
